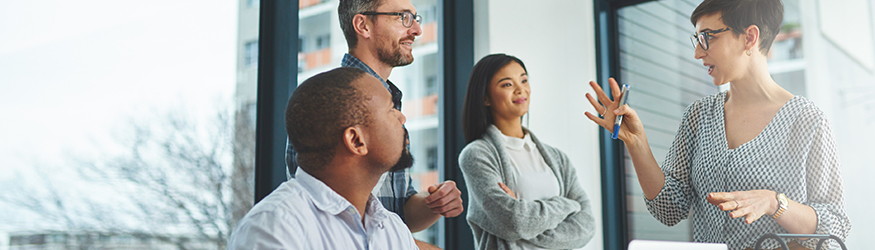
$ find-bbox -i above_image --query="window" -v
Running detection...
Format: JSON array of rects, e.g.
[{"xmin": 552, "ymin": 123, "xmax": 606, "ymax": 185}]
[
  {"xmin": 244, "ymin": 40, "xmax": 259, "ymax": 67},
  {"xmin": 296, "ymin": 0, "xmax": 445, "ymax": 246},
  {"xmin": 0, "ymin": 2, "xmax": 249, "ymax": 249},
  {"xmin": 316, "ymin": 34, "xmax": 330, "ymax": 49},
  {"xmin": 616, "ymin": 0, "xmax": 716, "ymax": 241},
  {"xmin": 766, "ymin": 0, "xmax": 805, "ymax": 96}
]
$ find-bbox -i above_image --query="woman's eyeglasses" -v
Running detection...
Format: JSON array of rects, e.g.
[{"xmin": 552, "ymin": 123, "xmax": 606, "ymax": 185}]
[
  {"xmin": 360, "ymin": 11, "xmax": 422, "ymax": 28},
  {"xmin": 690, "ymin": 27, "xmax": 731, "ymax": 51}
]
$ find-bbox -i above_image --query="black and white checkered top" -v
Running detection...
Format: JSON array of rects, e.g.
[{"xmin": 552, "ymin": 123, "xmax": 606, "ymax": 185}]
[{"xmin": 644, "ymin": 91, "xmax": 850, "ymax": 250}]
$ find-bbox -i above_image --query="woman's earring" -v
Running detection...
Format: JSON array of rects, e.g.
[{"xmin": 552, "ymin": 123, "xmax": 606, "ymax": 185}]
[{"xmin": 746, "ymin": 50, "xmax": 752, "ymax": 56}]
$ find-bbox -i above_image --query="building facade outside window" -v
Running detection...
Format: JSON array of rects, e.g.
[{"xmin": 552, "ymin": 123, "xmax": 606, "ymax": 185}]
[{"xmin": 292, "ymin": 0, "xmax": 446, "ymax": 245}]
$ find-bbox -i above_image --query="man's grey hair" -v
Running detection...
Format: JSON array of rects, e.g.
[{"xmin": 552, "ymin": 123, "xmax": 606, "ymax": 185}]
[{"xmin": 338, "ymin": 0, "xmax": 383, "ymax": 50}]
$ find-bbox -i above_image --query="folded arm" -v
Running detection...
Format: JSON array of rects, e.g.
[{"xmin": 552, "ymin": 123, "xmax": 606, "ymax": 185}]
[
  {"xmin": 524, "ymin": 151, "xmax": 596, "ymax": 249},
  {"xmin": 460, "ymin": 143, "xmax": 580, "ymax": 241}
]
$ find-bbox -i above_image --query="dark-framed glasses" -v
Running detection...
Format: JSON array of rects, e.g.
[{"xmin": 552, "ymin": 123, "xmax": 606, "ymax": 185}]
[
  {"xmin": 360, "ymin": 11, "xmax": 422, "ymax": 28},
  {"xmin": 690, "ymin": 27, "xmax": 731, "ymax": 51}
]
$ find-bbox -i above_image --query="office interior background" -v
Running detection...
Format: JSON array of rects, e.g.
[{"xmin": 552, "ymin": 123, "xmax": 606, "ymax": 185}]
[{"xmin": 0, "ymin": 0, "xmax": 873, "ymax": 249}]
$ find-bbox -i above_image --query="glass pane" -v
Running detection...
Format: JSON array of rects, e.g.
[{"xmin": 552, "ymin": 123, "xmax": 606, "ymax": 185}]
[
  {"xmin": 296, "ymin": 0, "xmax": 444, "ymax": 245},
  {"xmin": 767, "ymin": 0, "xmax": 805, "ymax": 96},
  {"xmin": 617, "ymin": 0, "xmax": 805, "ymax": 243},
  {"xmin": 617, "ymin": 0, "xmax": 718, "ymax": 241},
  {"xmin": 234, "ymin": 0, "xmax": 260, "ymax": 237},
  {"xmin": 0, "ymin": 1, "xmax": 250, "ymax": 249},
  {"xmin": 393, "ymin": 0, "xmax": 443, "ymax": 244}
]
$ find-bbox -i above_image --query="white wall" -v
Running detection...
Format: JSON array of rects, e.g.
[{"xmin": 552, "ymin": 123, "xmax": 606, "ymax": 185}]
[
  {"xmin": 801, "ymin": 0, "xmax": 875, "ymax": 248},
  {"xmin": 475, "ymin": 1, "xmax": 603, "ymax": 249}
]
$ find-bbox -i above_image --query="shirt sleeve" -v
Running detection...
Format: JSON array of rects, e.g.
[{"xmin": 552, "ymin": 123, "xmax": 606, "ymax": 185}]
[
  {"xmin": 796, "ymin": 112, "xmax": 851, "ymax": 249},
  {"xmin": 459, "ymin": 141, "xmax": 580, "ymax": 241},
  {"xmin": 524, "ymin": 148, "xmax": 596, "ymax": 249},
  {"xmin": 381, "ymin": 169, "xmax": 417, "ymax": 222},
  {"xmin": 398, "ymin": 172, "xmax": 417, "ymax": 223},
  {"xmin": 644, "ymin": 103, "xmax": 699, "ymax": 226},
  {"xmin": 227, "ymin": 210, "xmax": 306, "ymax": 250},
  {"xmin": 404, "ymin": 172, "xmax": 417, "ymax": 200}
]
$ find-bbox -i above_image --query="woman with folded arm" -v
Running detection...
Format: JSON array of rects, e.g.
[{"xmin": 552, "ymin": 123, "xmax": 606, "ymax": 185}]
[{"xmin": 459, "ymin": 53, "xmax": 596, "ymax": 250}]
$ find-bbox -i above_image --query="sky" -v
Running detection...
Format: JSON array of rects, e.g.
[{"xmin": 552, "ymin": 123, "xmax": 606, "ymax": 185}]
[{"xmin": 0, "ymin": 0, "xmax": 239, "ymax": 231}]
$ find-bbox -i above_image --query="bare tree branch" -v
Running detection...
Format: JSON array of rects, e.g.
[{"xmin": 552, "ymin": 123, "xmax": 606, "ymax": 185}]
[{"xmin": 1, "ymin": 103, "xmax": 254, "ymax": 249}]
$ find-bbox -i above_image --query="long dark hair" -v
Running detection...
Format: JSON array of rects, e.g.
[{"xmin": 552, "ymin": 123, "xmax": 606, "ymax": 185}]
[{"xmin": 462, "ymin": 54, "xmax": 527, "ymax": 144}]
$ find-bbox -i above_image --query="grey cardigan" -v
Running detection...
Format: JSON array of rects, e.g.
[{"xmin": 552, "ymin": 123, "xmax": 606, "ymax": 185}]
[{"xmin": 458, "ymin": 125, "xmax": 595, "ymax": 250}]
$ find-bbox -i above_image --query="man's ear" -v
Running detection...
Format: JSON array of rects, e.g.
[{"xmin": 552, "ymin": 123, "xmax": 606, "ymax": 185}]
[
  {"xmin": 353, "ymin": 14, "xmax": 372, "ymax": 40},
  {"xmin": 743, "ymin": 25, "xmax": 760, "ymax": 52},
  {"xmin": 342, "ymin": 126, "xmax": 368, "ymax": 156}
]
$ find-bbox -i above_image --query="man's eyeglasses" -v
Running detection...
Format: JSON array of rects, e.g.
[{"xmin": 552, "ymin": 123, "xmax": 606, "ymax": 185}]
[
  {"xmin": 360, "ymin": 11, "xmax": 422, "ymax": 28},
  {"xmin": 690, "ymin": 27, "xmax": 731, "ymax": 51}
]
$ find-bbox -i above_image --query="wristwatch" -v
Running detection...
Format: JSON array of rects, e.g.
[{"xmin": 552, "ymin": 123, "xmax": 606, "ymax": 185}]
[{"xmin": 772, "ymin": 192, "xmax": 789, "ymax": 219}]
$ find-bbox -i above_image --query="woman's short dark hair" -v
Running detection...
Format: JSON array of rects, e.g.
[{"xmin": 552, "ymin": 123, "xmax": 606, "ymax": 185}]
[
  {"xmin": 462, "ymin": 53, "xmax": 527, "ymax": 144},
  {"xmin": 691, "ymin": 0, "xmax": 783, "ymax": 55}
]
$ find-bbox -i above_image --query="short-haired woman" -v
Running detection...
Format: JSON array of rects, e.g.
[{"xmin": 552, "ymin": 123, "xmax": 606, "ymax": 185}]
[{"xmin": 585, "ymin": 0, "xmax": 850, "ymax": 249}]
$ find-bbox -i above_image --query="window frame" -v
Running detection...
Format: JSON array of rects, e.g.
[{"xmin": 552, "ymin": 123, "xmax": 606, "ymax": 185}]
[
  {"xmin": 254, "ymin": 0, "xmax": 297, "ymax": 203},
  {"xmin": 253, "ymin": 0, "xmax": 475, "ymax": 248},
  {"xmin": 594, "ymin": 0, "xmax": 655, "ymax": 249}
]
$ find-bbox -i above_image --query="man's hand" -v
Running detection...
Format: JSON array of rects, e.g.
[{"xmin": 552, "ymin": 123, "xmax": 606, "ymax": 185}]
[
  {"xmin": 404, "ymin": 180, "xmax": 464, "ymax": 232},
  {"xmin": 424, "ymin": 180, "xmax": 464, "ymax": 218}
]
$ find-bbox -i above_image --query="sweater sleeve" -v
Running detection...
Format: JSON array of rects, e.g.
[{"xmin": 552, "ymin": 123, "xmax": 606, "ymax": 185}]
[
  {"xmin": 459, "ymin": 141, "xmax": 580, "ymax": 241},
  {"xmin": 796, "ymin": 112, "xmax": 851, "ymax": 249},
  {"xmin": 524, "ymin": 148, "xmax": 596, "ymax": 249}
]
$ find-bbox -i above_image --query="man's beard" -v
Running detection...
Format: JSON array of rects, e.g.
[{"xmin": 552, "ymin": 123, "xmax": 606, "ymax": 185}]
[
  {"xmin": 388, "ymin": 128, "xmax": 414, "ymax": 172},
  {"xmin": 377, "ymin": 37, "xmax": 415, "ymax": 67}
]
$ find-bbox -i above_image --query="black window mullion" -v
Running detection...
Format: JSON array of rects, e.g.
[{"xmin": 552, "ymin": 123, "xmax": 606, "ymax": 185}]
[
  {"xmin": 441, "ymin": 0, "xmax": 474, "ymax": 249},
  {"xmin": 595, "ymin": 1, "xmax": 656, "ymax": 250},
  {"xmin": 254, "ymin": 0, "xmax": 298, "ymax": 204}
]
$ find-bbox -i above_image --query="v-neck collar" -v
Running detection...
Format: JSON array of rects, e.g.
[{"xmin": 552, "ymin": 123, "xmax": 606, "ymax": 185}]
[{"xmin": 718, "ymin": 91, "xmax": 799, "ymax": 151}]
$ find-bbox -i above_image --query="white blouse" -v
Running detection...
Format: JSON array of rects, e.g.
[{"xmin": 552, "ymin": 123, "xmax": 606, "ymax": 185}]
[
  {"xmin": 498, "ymin": 128, "xmax": 562, "ymax": 250},
  {"xmin": 497, "ymin": 128, "xmax": 561, "ymax": 201}
]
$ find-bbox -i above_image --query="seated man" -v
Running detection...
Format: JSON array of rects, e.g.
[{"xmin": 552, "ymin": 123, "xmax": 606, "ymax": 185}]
[{"xmin": 228, "ymin": 67, "xmax": 418, "ymax": 249}]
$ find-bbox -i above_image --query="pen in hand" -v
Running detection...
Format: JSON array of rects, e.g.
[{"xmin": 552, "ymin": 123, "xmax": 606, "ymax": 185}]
[{"xmin": 612, "ymin": 84, "xmax": 630, "ymax": 140}]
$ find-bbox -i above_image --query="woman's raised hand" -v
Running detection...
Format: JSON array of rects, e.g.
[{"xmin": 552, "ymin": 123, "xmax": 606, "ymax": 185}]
[{"xmin": 584, "ymin": 78, "xmax": 645, "ymax": 144}]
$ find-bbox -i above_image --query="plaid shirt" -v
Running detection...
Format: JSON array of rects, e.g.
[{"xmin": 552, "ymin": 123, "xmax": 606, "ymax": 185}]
[{"xmin": 285, "ymin": 54, "xmax": 417, "ymax": 222}]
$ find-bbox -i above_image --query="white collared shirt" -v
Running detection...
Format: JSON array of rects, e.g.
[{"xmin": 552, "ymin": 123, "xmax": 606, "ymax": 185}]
[
  {"xmin": 228, "ymin": 169, "xmax": 418, "ymax": 250},
  {"xmin": 497, "ymin": 127, "xmax": 561, "ymax": 201},
  {"xmin": 497, "ymin": 126, "xmax": 561, "ymax": 250}
]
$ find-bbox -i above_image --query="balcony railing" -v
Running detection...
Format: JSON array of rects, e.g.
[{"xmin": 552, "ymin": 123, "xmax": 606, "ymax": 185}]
[{"xmin": 300, "ymin": 48, "xmax": 332, "ymax": 71}]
